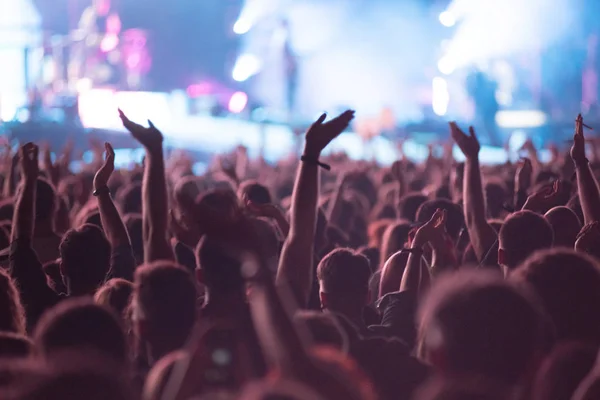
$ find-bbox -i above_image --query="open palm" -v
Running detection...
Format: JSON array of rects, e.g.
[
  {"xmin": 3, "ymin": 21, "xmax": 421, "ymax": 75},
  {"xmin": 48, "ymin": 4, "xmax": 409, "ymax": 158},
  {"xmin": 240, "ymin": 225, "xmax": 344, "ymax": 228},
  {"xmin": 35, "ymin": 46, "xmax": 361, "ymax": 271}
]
[{"xmin": 304, "ymin": 110, "xmax": 355, "ymax": 157}]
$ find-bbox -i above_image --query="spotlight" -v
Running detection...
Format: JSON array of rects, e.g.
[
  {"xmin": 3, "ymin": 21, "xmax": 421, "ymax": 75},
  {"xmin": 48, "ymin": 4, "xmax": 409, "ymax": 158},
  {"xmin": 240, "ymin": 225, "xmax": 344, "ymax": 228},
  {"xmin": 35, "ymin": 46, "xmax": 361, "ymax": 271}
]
[
  {"xmin": 232, "ymin": 54, "xmax": 261, "ymax": 82},
  {"xmin": 233, "ymin": 18, "xmax": 252, "ymax": 35},
  {"xmin": 437, "ymin": 57, "xmax": 455, "ymax": 75},
  {"xmin": 439, "ymin": 11, "xmax": 456, "ymax": 27},
  {"xmin": 432, "ymin": 77, "xmax": 449, "ymax": 116},
  {"xmin": 228, "ymin": 91, "xmax": 248, "ymax": 113}
]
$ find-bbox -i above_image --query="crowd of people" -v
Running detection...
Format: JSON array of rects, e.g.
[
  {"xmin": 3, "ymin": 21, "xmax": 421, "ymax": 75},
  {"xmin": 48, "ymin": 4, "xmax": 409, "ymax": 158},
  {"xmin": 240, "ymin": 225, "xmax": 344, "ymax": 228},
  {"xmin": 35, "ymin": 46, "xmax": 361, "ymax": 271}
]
[{"xmin": 0, "ymin": 106, "xmax": 599, "ymax": 399}]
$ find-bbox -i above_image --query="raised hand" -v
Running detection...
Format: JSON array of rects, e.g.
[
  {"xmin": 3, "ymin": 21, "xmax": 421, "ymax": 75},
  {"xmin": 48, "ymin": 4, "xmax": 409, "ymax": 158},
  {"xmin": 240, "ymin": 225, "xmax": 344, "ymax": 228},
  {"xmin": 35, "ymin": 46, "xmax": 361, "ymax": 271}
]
[
  {"xmin": 523, "ymin": 180, "xmax": 562, "ymax": 212},
  {"xmin": 94, "ymin": 142, "xmax": 115, "ymax": 191},
  {"xmin": 304, "ymin": 110, "xmax": 355, "ymax": 157},
  {"xmin": 515, "ymin": 157, "xmax": 532, "ymax": 192},
  {"xmin": 413, "ymin": 208, "xmax": 447, "ymax": 249},
  {"xmin": 19, "ymin": 143, "xmax": 39, "ymax": 182},
  {"xmin": 571, "ymin": 114, "xmax": 587, "ymax": 166},
  {"xmin": 450, "ymin": 122, "xmax": 480, "ymax": 159},
  {"xmin": 118, "ymin": 109, "xmax": 163, "ymax": 152}
]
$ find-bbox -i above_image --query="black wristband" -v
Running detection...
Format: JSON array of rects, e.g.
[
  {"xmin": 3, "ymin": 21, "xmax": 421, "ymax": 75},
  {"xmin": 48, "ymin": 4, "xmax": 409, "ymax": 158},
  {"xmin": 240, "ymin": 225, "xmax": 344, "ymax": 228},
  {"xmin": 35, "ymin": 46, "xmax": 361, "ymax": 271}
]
[
  {"xmin": 93, "ymin": 186, "xmax": 110, "ymax": 197},
  {"xmin": 300, "ymin": 155, "xmax": 331, "ymax": 171}
]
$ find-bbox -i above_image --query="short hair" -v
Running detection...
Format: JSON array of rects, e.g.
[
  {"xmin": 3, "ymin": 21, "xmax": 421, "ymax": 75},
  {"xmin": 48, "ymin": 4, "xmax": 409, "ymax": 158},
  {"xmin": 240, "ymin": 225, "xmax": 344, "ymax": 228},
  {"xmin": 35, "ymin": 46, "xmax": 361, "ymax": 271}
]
[
  {"xmin": 379, "ymin": 221, "xmax": 412, "ymax": 269},
  {"xmin": 512, "ymin": 248, "xmax": 600, "ymax": 344},
  {"xmin": 60, "ymin": 224, "xmax": 111, "ymax": 293},
  {"xmin": 123, "ymin": 213, "xmax": 143, "ymax": 265},
  {"xmin": 0, "ymin": 332, "xmax": 33, "ymax": 358},
  {"xmin": 0, "ymin": 269, "xmax": 26, "ymax": 334},
  {"xmin": 238, "ymin": 180, "xmax": 272, "ymax": 205},
  {"xmin": 195, "ymin": 235, "xmax": 245, "ymax": 293},
  {"xmin": 532, "ymin": 342, "xmax": 597, "ymax": 400},
  {"xmin": 35, "ymin": 178, "xmax": 56, "ymax": 223},
  {"xmin": 397, "ymin": 193, "xmax": 428, "ymax": 222},
  {"xmin": 499, "ymin": 211, "xmax": 554, "ymax": 269},
  {"xmin": 94, "ymin": 278, "xmax": 134, "ymax": 319},
  {"xmin": 34, "ymin": 298, "xmax": 127, "ymax": 362},
  {"xmin": 418, "ymin": 269, "xmax": 546, "ymax": 385},
  {"xmin": 544, "ymin": 206, "xmax": 581, "ymax": 248},
  {"xmin": 416, "ymin": 199, "xmax": 464, "ymax": 240},
  {"xmin": 317, "ymin": 248, "xmax": 371, "ymax": 297},
  {"xmin": 134, "ymin": 262, "xmax": 197, "ymax": 350}
]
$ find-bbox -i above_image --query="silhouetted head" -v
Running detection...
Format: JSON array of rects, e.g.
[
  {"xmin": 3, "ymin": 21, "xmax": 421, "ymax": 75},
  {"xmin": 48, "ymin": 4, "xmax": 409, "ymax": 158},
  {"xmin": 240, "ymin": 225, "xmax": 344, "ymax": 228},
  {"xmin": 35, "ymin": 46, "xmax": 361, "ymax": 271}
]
[
  {"xmin": 544, "ymin": 206, "xmax": 581, "ymax": 248},
  {"xmin": 499, "ymin": 211, "xmax": 553, "ymax": 270}
]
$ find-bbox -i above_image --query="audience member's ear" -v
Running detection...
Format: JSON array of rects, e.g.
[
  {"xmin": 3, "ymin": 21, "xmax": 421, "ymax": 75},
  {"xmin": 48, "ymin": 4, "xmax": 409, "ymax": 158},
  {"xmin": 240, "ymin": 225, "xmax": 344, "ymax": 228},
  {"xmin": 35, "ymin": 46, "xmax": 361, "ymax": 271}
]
[
  {"xmin": 195, "ymin": 268, "xmax": 204, "ymax": 286},
  {"xmin": 319, "ymin": 291, "xmax": 328, "ymax": 309},
  {"xmin": 498, "ymin": 248, "xmax": 505, "ymax": 266}
]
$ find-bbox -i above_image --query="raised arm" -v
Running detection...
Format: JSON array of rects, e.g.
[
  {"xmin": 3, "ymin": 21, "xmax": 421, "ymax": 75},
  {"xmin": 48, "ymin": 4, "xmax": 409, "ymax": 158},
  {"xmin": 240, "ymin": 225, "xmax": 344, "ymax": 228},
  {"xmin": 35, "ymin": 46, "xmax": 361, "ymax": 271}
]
[
  {"xmin": 450, "ymin": 122, "xmax": 497, "ymax": 263},
  {"xmin": 119, "ymin": 110, "xmax": 174, "ymax": 262},
  {"xmin": 572, "ymin": 114, "xmax": 600, "ymax": 224},
  {"xmin": 11, "ymin": 144, "xmax": 38, "ymax": 242},
  {"xmin": 276, "ymin": 110, "xmax": 355, "ymax": 306},
  {"xmin": 514, "ymin": 158, "xmax": 532, "ymax": 211},
  {"xmin": 94, "ymin": 142, "xmax": 135, "ymax": 280}
]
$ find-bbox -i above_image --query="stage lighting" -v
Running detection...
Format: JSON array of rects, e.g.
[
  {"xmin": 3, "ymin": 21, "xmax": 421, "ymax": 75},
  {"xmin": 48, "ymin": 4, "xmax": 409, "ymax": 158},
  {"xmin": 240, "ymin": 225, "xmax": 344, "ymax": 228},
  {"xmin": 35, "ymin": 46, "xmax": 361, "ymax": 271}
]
[
  {"xmin": 233, "ymin": 18, "xmax": 252, "ymax": 35},
  {"xmin": 232, "ymin": 54, "xmax": 261, "ymax": 82},
  {"xmin": 437, "ymin": 57, "xmax": 455, "ymax": 75},
  {"xmin": 228, "ymin": 91, "xmax": 248, "ymax": 113},
  {"xmin": 439, "ymin": 11, "xmax": 456, "ymax": 27},
  {"xmin": 432, "ymin": 77, "xmax": 449, "ymax": 116}
]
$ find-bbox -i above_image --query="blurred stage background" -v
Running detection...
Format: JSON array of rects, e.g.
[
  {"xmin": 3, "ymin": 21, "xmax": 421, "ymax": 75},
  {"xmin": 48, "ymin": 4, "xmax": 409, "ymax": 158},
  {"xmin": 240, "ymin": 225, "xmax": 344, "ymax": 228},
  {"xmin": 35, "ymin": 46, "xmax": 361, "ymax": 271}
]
[{"xmin": 1, "ymin": 0, "xmax": 600, "ymax": 166}]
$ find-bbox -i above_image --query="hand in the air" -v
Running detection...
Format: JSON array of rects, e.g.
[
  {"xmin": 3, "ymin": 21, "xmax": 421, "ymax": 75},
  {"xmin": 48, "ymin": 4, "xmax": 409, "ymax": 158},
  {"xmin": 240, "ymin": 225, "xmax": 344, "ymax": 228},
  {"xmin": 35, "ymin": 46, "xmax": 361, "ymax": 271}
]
[
  {"xmin": 571, "ymin": 114, "xmax": 587, "ymax": 166},
  {"xmin": 450, "ymin": 122, "xmax": 480, "ymax": 159},
  {"xmin": 304, "ymin": 110, "xmax": 355, "ymax": 157},
  {"xmin": 119, "ymin": 109, "xmax": 163, "ymax": 152},
  {"xmin": 523, "ymin": 180, "xmax": 562, "ymax": 212},
  {"xmin": 19, "ymin": 143, "xmax": 39, "ymax": 182},
  {"xmin": 93, "ymin": 142, "xmax": 115, "ymax": 191},
  {"xmin": 515, "ymin": 158, "xmax": 532, "ymax": 192}
]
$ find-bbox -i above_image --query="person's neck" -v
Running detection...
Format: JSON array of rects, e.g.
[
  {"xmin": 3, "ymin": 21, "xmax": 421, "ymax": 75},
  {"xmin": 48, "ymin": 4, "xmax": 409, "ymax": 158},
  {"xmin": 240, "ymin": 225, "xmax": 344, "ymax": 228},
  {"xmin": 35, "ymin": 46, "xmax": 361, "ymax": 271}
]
[{"xmin": 34, "ymin": 221, "xmax": 55, "ymax": 237}]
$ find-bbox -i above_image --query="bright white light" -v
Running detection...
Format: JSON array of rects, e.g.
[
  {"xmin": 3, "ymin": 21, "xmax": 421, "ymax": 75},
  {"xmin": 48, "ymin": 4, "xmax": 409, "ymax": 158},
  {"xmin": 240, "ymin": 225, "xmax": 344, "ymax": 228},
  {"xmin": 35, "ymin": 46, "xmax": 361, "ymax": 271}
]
[
  {"xmin": 432, "ymin": 77, "xmax": 449, "ymax": 116},
  {"xmin": 228, "ymin": 91, "xmax": 248, "ymax": 113},
  {"xmin": 437, "ymin": 57, "xmax": 455, "ymax": 75},
  {"xmin": 439, "ymin": 11, "xmax": 456, "ymax": 27},
  {"xmin": 232, "ymin": 54, "xmax": 261, "ymax": 82},
  {"xmin": 233, "ymin": 18, "xmax": 252, "ymax": 35},
  {"xmin": 496, "ymin": 110, "xmax": 547, "ymax": 128}
]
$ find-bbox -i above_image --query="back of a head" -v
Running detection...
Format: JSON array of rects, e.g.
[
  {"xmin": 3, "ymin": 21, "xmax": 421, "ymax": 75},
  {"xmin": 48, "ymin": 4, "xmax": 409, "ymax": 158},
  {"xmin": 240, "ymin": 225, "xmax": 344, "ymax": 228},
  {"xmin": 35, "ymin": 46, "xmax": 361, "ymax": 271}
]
[
  {"xmin": 512, "ymin": 248, "xmax": 600, "ymax": 344},
  {"xmin": 418, "ymin": 269, "xmax": 545, "ymax": 385},
  {"xmin": 317, "ymin": 248, "xmax": 371, "ymax": 306},
  {"xmin": 0, "ymin": 269, "xmax": 26, "ymax": 334},
  {"xmin": 35, "ymin": 178, "xmax": 56, "ymax": 224},
  {"xmin": 60, "ymin": 224, "xmax": 111, "ymax": 293},
  {"xmin": 134, "ymin": 262, "xmax": 197, "ymax": 350},
  {"xmin": 416, "ymin": 199, "xmax": 464, "ymax": 240},
  {"xmin": 544, "ymin": 206, "xmax": 581, "ymax": 248},
  {"xmin": 94, "ymin": 278, "xmax": 134, "ymax": 318},
  {"xmin": 397, "ymin": 193, "xmax": 428, "ymax": 222},
  {"xmin": 0, "ymin": 332, "xmax": 33, "ymax": 358},
  {"xmin": 380, "ymin": 221, "xmax": 412, "ymax": 269},
  {"xmin": 196, "ymin": 234, "xmax": 245, "ymax": 294},
  {"xmin": 532, "ymin": 342, "xmax": 597, "ymax": 400},
  {"xmin": 238, "ymin": 180, "xmax": 272, "ymax": 205},
  {"xmin": 499, "ymin": 211, "xmax": 554, "ymax": 269},
  {"xmin": 34, "ymin": 298, "xmax": 127, "ymax": 363}
]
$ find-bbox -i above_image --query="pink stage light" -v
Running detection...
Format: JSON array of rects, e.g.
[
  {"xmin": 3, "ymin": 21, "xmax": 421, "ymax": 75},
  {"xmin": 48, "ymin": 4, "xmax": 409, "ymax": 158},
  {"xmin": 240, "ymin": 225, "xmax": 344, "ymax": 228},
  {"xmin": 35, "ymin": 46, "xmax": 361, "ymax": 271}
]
[
  {"xmin": 186, "ymin": 82, "xmax": 213, "ymax": 98},
  {"xmin": 228, "ymin": 91, "xmax": 248, "ymax": 113}
]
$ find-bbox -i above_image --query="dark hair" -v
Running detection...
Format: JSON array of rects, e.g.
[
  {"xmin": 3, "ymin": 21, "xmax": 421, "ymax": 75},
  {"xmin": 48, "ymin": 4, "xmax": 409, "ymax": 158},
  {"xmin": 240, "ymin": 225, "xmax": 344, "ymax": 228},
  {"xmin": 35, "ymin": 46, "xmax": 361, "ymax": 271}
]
[
  {"xmin": 512, "ymin": 248, "xmax": 600, "ymax": 344},
  {"xmin": 0, "ymin": 332, "xmax": 33, "ymax": 358},
  {"xmin": 134, "ymin": 262, "xmax": 197, "ymax": 352},
  {"xmin": 317, "ymin": 248, "xmax": 371, "ymax": 297},
  {"xmin": 34, "ymin": 298, "xmax": 127, "ymax": 362},
  {"xmin": 419, "ymin": 269, "xmax": 546, "ymax": 385},
  {"xmin": 116, "ymin": 183, "xmax": 142, "ymax": 214},
  {"xmin": 397, "ymin": 193, "xmax": 428, "ymax": 222},
  {"xmin": 544, "ymin": 206, "xmax": 581, "ymax": 248},
  {"xmin": 484, "ymin": 181, "xmax": 507, "ymax": 219},
  {"xmin": 195, "ymin": 235, "xmax": 244, "ymax": 293},
  {"xmin": 532, "ymin": 342, "xmax": 597, "ymax": 400},
  {"xmin": 0, "ymin": 269, "xmax": 26, "ymax": 334},
  {"xmin": 123, "ymin": 213, "xmax": 143, "ymax": 265},
  {"xmin": 94, "ymin": 279, "xmax": 134, "ymax": 319},
  {"xmin": 416, "ymin": 199, "xmax": 464, "ymax": 240},
  {"xmin": 238, "ymin": 180, "xmax": 272, "ymax": 205},
  {"xmin": 499, "ymin": 211, "xmax": 554, "ymax": 269},
  {"xmin": 60, "ymin": 224, "xmax": 111, "ymax": 294},
  {"xmin": 379, "ymin": 221, "xmax": 412, "ymax": 270},
  {"xmin": 35, "ymin": 178, "xmax": 57, "ymax": 223}
]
